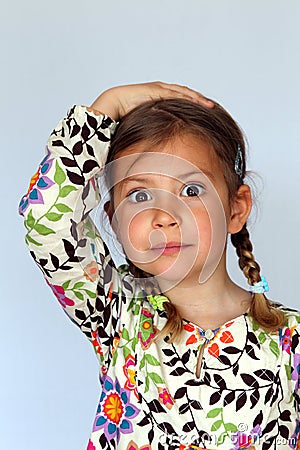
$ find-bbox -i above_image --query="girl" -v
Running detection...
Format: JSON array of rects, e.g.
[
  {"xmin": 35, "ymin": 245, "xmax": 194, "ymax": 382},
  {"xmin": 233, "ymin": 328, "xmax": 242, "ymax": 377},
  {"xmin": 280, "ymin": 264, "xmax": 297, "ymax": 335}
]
[{"xmin": 19, "ymin": 82, "xmax": 300, "ymax": 450}]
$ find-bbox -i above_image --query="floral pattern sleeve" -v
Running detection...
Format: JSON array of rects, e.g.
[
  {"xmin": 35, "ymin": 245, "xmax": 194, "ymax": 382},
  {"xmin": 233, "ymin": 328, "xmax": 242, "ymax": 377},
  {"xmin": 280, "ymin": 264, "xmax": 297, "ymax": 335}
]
[{"xmin": 19, "ymin": 105, "xmax": 130, "ymax": 365}]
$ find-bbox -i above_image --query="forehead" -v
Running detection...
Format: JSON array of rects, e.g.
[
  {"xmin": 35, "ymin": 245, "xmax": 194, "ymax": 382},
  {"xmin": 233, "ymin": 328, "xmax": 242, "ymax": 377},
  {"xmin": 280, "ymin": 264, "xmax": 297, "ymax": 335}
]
[{"xmin": 106, "ymin": 134, "xmax": 222, "ymax": 188}]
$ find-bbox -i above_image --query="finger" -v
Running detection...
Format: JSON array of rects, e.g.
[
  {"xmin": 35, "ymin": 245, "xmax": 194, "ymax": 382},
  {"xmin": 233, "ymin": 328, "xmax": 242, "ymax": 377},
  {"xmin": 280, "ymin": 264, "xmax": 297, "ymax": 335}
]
[{"xmin": 156, "ymin": 82, "xmax": 214, "ymax": 108}]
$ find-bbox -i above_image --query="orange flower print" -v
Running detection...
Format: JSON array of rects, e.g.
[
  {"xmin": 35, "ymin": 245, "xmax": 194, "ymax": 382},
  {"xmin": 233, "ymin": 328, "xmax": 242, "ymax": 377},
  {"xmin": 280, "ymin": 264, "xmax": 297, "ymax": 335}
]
[
  {"xmin": 112, "ymin": 332, "xmax": 121, "ymax": 356},
  {"xmin": 220, "ymin": 330, "xmax": 234, "ymax": 343},
  {"xmin": 208, "ymin": 342, "xmax": 220, "ymax": 358},
  {"xmin": 123, "ymin": 354, "xmax": 139, "ymax": 399},
  {"xmin": 91, "ymin": 330, "xmax": 103, "ymax": 358},
  {"xmin": 103, "ymin": 392, "xmax": 124, "ymax": 424},
  {"xmin": 126, "ymin": 441, "xmax": 152, "ymax": 450},
  {"xmin": 158, "ymin": 387, "xmax": 175, "ymax": 409},
  {"xmin": 83, "ymin": 261, "xmax": 98, "ymax": 282}
]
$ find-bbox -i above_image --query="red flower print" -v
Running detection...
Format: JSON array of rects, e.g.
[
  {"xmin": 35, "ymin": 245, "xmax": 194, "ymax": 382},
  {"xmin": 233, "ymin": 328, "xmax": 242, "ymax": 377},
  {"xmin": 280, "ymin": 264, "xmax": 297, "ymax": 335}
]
[
  {"xmin": 220, "ymin": 330, "xmax": 234, "ymax": 343},
  {"xmin": 158, "ymin": 387, "xmax": 174, "ymax": 410},
  {"xmin": 208, "ymin": 342, "xmax": 220, "ymax": 358}
]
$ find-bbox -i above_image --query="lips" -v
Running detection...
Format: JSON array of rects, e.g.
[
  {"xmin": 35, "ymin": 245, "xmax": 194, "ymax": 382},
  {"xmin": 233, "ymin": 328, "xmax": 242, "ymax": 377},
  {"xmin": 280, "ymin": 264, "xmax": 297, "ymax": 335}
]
[{"xmin": 150, "ymin": 241, "xmax": 190, "ymax": 256}]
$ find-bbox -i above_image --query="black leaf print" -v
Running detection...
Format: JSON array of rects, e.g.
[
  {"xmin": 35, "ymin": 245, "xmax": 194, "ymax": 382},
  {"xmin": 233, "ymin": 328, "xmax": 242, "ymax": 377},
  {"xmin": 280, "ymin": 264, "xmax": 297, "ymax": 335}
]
[
  {"xmin": 122, "ymin": 279, "xmax": 133, "ymax": 292},
  {"xmin": 137, "ymin": 415, "xmax": 150, "ymax": 426},
  {"xmin": 213, "ymin": 374, "xmax": 227, "ymax": 390},
  {"xmin": 254, "ymin": 369, "xmax": 275, "ymax": 381},
  {"xmin": 262, "ymin": 435, "xmax": 276, "ymax": 450},
  {"xmin": 247, "ymin": 331, "xmax": 260, "ymax": 346},
  {"xmin": 174, "ymin": 387, "xmax": 187, "ymax": 399},
  {"xmin": 236, "ymin": 391, "xmax": 247, "ymax": 411},
  {"xmin": 162, "ymin": 348, "xmax": 175, "ymax": 356},
  {"xmin": 253, "ymin": 410, "xmax": 263, "ymax": 427},
  {"xmin": 279, "ymin": 410, "xmax": 291, "ymax": 422},
  {"xmin": 99, "ymin": 433, "xmax": 107, "ymax": 448},
  {"xmin": 279, "ymin": 425, "xmax": 289, "ymax": 440},
  {"xmin": 292, "ymin": 332, "xmax": 299, "ymax": 351},
  {"xmin": 165, "ymin": 357, "xmax": 180, "ymax": 367},
  {"xmin": 39, "ymin": 258, "xmax": 48, "ymax": 266},
  {"xmin": 203, "ymin": 371, "xmax": 211, "ymax": 384},
  {"xmin": 223, "ymin": 346, "xmax": 240, "ymax": 354},
  {"xmin": 170, "ymin": 367, "xmax": 186, "ymax": 376},
  {"xmin": 61, "ymin": 157, "xmax": 77, "ymax": 167},
  {"xmin": 83, "ymin": 160, "xmax": 99, "ymax": 173},
  {"xmin": 185, "ymin": 379, "xmax": 202, "ymax": 386},
  {"xmin": 70, "ymin": 220, "xmax": 78, "ymax": 241},
  {"xmin": 148, "ymin": 399, "xmax": 166, "ymax": 413},
  {"xmin": 183, "ymin": 421, "xmax": 195, "ymax": 433},
  {"xmin": 181, "ymin": 350, "xmax": 190, "ymax": 364},
  {"xmin": 87, "ymin": 114, "xmax": 98, "ymax": 130},
  {"xmin": 81, "ymin": 123, "xmax": 90, "ymax": 141},
  {"xmin": 245, "ymin": 344, "xmax": 259, "ymax": 360},
  {"xmin": 97, "ymin": 130, "xmax": 110, "ymax": 142},
  {"xmin": 264, "ymin": 386, "xmax": 274, "ymax": 404},
  {"xmin": 69, "ymin": 255, "xmax": 85, "ymax": 263},
  {"xmin": 75, "ymin": 309, "xmax": 86, "ymax": 320},
  {"xmin": 102, "ymin": 116, "xmax": 113, "ymax": 127},
  {"xmin": 103, "ymin": 263, "xmax": 112, "ymax": 285},
  {"xmin": 59, "ymin": 265, "xmax": 73, "ymax": 270},
  {"xmin": 218, "ymin": 354, "xmax": 231, "ymax": 366},
  {"xmin": 86, "ymin": 143, "xmax": 95, "ymax": 157},
  {"xmin": 232, "ymin": 362, "xmax": 239, "ymax": 376},
  {"xmin": 158, "ymin": 443, "xmax": 164, "ymax": 450},
  {"xmin": 148, "ymin": 427, "xmax": 154, "ymax": 444},
  {"xmin": 209, "ymin": 391, "xmax": 221, "ymax": 405},
  {"xmin": 82, "ymin": 182, "xmax": 90, "ymax": 201},
  {"xmin": 30, "ymin": 250, "xmax": 37, "ymax": 261},
  {"xmin": 262, "ymin": 419, "xmax": 276, "ymax": 434},
  {"xmin": 72, "ymin": 141, "xmax": 83, "ymax": 155},
  {"xmin": 78, "ymin": 238, "xmax": 87, "ymax": 247},
  {"xmin": 179, "ymin": 403, "xmax": 190, "ymax": 414},
  {"xmin": 70, "ymin": 124, "xmax": 81, "ymax": 138},
  {"xmin": 52, "ymin": 140, "xmax": 64, "ymax": 147},
  {"xmin": 63, "ymin": 239, "xmax": 75, "ymax": 257},
  {"xmin": 158, "ymin": 422, "xmax": 176, "ymax": 434},
  {"xmin": 190, "ymin": 399, "xmax": 202, "ymax": 410},
  {"xmin": 223, "ymin": 391, "xmax": 235, "ymax": 406},
  {"xmin": 250, "ymin": 389, "xmax": 260, "ymax": 408},
  {"xmin": 66, "ymin": 170, "xmax": 85, "ymax": 185},
  {"xmin": 240, "ymin": 373, "xmax": 259, "ymax": 389},
  {"xmin": 50, "ymin": 253, "xmax": 59, "ymax": 269}
]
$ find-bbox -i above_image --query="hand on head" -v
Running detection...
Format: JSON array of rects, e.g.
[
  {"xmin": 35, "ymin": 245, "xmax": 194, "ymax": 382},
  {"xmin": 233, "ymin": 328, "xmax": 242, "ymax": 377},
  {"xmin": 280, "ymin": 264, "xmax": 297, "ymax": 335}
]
[{"xmin": 90, "ymin": 81, "xmax": 214, "ymax": 121}]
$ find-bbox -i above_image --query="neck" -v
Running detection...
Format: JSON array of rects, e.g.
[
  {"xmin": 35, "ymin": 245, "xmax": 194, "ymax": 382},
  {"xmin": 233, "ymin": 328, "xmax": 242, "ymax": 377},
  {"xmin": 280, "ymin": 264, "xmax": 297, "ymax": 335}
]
[{"xmin": 157, "ymin": 257, "xmax": 252, "ymax": 329}]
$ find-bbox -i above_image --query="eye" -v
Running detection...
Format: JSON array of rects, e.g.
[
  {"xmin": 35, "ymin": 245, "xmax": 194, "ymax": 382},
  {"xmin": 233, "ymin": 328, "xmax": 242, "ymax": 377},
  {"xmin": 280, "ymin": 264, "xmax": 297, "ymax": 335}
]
[
  {"xmin": 181, "ymin": 183, "xmax": 204, "ymax": 197},
  {"xmin": 128, "ymin": 190, "xmax": 152, "ymax": 203}
]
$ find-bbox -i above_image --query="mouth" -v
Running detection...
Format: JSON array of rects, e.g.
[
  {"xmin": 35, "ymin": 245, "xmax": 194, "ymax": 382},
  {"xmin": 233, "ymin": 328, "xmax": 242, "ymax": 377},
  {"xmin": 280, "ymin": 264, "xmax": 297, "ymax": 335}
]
[{"xmin": 150, "ymin": 241, "xmax": 191, "ymax": 256}]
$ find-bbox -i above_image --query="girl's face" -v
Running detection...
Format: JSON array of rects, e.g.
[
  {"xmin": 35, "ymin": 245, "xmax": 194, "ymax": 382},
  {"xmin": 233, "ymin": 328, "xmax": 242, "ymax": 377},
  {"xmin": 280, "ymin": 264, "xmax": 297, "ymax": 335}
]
[{"xmin": 108, "ymin": 134, "xmax": 243, "ymax": 289}]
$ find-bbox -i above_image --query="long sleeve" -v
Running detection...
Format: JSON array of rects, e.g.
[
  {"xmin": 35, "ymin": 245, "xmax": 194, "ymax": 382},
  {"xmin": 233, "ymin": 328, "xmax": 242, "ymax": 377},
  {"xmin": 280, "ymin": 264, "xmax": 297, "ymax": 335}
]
[{"xmin": 19, "ymin": 105, "xmax": 133, "ymax": 365}]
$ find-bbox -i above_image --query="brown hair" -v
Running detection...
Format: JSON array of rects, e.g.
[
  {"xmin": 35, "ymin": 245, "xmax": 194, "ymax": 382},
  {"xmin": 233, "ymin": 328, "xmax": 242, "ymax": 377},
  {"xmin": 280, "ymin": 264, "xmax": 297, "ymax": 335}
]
[{"xmin": 106, "ymin": 98, "xmax": 286, "ymax": 340}]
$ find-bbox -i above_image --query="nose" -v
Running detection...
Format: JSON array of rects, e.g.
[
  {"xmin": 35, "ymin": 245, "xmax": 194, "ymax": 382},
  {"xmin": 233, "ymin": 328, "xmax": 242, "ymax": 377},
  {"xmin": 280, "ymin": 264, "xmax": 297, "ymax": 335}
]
[{"xmin": 151, "ymin": 208, "xmax": 179, "ymax": 228}]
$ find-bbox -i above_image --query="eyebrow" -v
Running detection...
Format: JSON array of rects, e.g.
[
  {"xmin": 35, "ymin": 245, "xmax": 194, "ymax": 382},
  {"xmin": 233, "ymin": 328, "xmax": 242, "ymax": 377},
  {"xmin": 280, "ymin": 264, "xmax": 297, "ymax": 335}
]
[{"xmin": 120, "ymin": 170, "xmax": 216, "ymax": 190}]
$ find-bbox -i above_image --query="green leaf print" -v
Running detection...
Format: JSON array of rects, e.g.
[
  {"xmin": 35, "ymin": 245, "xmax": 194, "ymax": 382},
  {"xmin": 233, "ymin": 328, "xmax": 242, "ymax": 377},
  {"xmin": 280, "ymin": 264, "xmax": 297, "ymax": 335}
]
[
  {"xmin": 45, "ymin": 212, "xmax": 63, "ymax": 222},
  {"xmin": 207, "ymin": 408, "xmax": 222, "ymax": 418},
  {"xmin": 211, "ymin": 420, "xmax": 222, "ymax": 432},
  {"xmin": 74, "ymin": 291, "xmax": 84, "ymax": 300},
  {"xmin": 34, "ymin": 224, "xmax": 55, "ymax": 236},
  {"xmin": 54, "ymin": 161, "xmax": 66, "ymax": 185},
  {"xmin": 122, "ymin": 328, "xmax": 130, "ymax": 341},
  {"xmin": 224, "ymin": 422, "xmax": 237, "ymax": 432},
  {"xmin": 123, "ymin": 346, "xmax": 131, "ymax": 359},
  {"xmin": 148, "ymin": 372, "xmax": 164, "ymax": 384},
  {"xmin": 258, "ymin": 331, "xmax": 267, "ymax": 344},
  {"xmin": 252, "ymin": 320, "xmax": 260, "ymax": 332},
  {"xmin": 145, "ymin": 376, "xmax": 150, "ymax": 393},
  {"xmin": 25, "ymin": 210, "xmax": 36, "ymax": 228},
  {"xmin": 83, "ymin": 289, "xmax": 97, "ymax": 298},
  {"xmin": 62, "ymin": 280, "xmax": 71, "ymax": 290},
  {"xmin": 285, "ymin": 363, "xmax": 292, "ymax": 380},
  {"xmin": 55, "ymin": 203, "xmax": 73, "ymax": 213},
  {"xmin": 145, "ymin": 354, "xmax": 161, "ymax": 366},
  {"xmin": 269, "ymin": 340, "xmax": 280, "ymax": 358},
  {"xmin": 59, "ymin": 185, "xmax": 77, "ymax": 198},
  {"xmin": 217, "ymin": 431, "xmax": 228, "ymax": 446},
  {"xmin": 73, "ymin": 282, "xmax": 85, "ymax": 289},
  {"xmin": 25, "ymin": 234, "xmax": 42, "ymax": 246}
]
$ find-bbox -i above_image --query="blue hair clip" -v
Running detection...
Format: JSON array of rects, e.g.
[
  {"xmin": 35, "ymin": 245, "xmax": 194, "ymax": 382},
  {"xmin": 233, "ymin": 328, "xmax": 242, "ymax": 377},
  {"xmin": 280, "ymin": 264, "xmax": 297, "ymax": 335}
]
[
  {"xmin": 249, "ymin": 276, "xmax": 269, "ymax": 294},
  {"xmin": 235, "ymin": 144, "xmax": 244, "ymax": 178}
]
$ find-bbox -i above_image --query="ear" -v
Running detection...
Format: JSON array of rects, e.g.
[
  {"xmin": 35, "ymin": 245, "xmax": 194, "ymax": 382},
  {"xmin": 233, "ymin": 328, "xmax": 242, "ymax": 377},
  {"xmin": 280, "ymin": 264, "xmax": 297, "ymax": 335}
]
[{"xmin": 227, "ymin": 184, "xmax": 252, "ymax": 234}]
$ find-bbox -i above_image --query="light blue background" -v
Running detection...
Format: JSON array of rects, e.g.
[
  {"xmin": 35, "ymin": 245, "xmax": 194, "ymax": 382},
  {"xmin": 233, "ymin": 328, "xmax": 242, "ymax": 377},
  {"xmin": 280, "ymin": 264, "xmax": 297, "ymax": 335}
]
[{"xmin": 1, "ymin": 1, "xmax": 299, "ymax": 449}]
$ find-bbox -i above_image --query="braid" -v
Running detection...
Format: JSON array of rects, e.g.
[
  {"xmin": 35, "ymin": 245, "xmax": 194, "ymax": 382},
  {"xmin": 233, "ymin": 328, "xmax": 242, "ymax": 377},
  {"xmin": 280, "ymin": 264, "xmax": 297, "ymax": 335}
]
[
  {"xmin": 231, "ymin": 224, "xmax": 286, "ymax": 331},
  {"xmin": 128, "ymin": 261, "xmax": 183, "ymax": 342}
]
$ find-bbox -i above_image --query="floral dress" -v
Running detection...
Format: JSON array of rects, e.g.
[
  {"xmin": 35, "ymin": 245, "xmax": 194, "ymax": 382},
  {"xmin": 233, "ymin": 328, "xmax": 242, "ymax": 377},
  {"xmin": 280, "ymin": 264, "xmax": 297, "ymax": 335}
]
[{"xmin": 19, "ymin": 106, "xmax": 300, "ymax": 450}]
